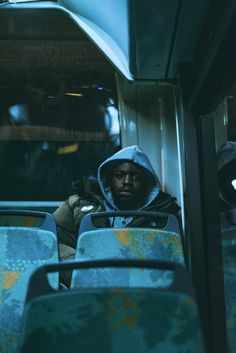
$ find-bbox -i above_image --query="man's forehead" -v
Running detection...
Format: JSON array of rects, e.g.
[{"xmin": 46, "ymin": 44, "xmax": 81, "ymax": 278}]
[{"xmin": 112, "ymin": 161, "xmax": 144, "ymax": 173}]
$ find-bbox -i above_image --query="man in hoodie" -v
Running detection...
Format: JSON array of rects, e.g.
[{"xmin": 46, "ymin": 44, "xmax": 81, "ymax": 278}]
[{"xmin": 54, "ymin": 145, "xmax": 180, "ymax": 262}]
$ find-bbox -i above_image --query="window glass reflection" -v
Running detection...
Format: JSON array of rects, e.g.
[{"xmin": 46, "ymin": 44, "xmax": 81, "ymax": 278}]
[
  {"xmin": 215, "ymin": 87, "xmax": 236, "ymax": 353},
  {"xmin": 0, "ymin": 71, "xmax": 121, "ymax": 201}
]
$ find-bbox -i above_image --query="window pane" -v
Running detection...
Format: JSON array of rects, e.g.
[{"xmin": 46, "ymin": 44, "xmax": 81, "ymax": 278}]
[
  {"xmin": 214, "ymin": 86, "xmax": 236, "ymax": 353},
  {"xmin": 0, "ymin": 71, "xmax": 120, "ymax": 201}
]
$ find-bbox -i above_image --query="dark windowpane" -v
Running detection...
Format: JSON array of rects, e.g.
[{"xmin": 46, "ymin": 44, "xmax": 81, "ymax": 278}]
[{"xmin": 0, "ymin": 71, "xmax": 120, "ymax": 201}]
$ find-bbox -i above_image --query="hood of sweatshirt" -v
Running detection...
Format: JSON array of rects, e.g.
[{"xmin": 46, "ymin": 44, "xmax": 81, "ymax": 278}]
[{"xmin": 98, "ymin": 145, "xmax": 160, "ymax": 211}]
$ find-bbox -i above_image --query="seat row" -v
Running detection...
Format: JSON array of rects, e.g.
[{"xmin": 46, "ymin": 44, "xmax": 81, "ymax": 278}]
[{"xmin": 0, "ymin": 209, "xmax": 206, "ymax": 353}]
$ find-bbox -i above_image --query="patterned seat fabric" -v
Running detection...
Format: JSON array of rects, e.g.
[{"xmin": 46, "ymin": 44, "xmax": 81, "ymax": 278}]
[
  {"xmin": 0, "ymin": 227, "xmax": 59, "ymax": 353},
  {"xmin": 19, "ymin": 287, "xmax": 205, "ymax": 353},
  {"xmin": 71, "ymin": 228, "xmax": 184, "ymax": 288},
  {"xmin": 221, "ymin": 227, "xmax": 236, "ymax": 353}
]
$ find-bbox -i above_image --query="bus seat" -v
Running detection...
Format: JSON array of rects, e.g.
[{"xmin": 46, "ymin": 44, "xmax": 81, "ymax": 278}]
[
  {"xmin": 19, "ymin": 259, "xmax": 205, "ymax": 353},
  {"xmin": 71, "ymin": 211, "xmax": 184, "ymax": 288},
  {"xmin": 0, "ymin": 210, "xmax": 57, "ymax": 235},
  {"xmin": 78, "ymin": 211, "xmax": 181, "ymax": 236},
  {"xmin": 221, "ymin": 209, "xmax": 236, "ymax": 353},
  {"xmin": 0, "ymin": 227, "xmax": 59, "ymax": 353}
]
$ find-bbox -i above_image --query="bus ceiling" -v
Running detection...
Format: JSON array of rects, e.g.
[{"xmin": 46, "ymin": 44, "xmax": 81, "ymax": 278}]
[
  {"xmin": 0, "ymin": 0, "xmax": 235, "ymax": 95},
  {"xmin": 57, "ymin": 0, "xmax": 213, "ymax": 81},
  {"xmin": 0, "ymin": 0, "xmax": 215, "ymax": 81}
]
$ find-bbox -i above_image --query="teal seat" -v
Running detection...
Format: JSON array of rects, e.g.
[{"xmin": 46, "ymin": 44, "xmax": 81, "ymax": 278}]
[
  {"xmin": 221, "ymin": 210, "xmax": 236, "ymax": 353},
  {"xmin": 0, "ymin": 225, "xmax": 59, "ymax": 353},
  {"xmin": 19, "ymin": 259, "xmax": 205, "ymax": 353},
  {"xmin": 0, "ymin": 210, "xmax": 57, "ymax": 234},
  {"xmin": 72, "ymin": 211, "xmax": 184, "ymax": 288}
]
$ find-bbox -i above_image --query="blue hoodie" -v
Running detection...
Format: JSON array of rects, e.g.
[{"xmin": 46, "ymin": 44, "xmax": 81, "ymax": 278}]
[{"xmin": 97, "ymin": 145, "xmax": 161, "ymax": 226}]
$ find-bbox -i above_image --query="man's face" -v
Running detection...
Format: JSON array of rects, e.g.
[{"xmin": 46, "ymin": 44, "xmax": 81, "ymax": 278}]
[{"xmin": 111, "ymin": 161, "xmax": 148, "ymax": 210}]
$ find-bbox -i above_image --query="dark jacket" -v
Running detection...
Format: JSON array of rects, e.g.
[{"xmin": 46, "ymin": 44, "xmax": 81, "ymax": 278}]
[{"xmin": 54, "ymin": 146, "xmax": 180, "ymax": 257}]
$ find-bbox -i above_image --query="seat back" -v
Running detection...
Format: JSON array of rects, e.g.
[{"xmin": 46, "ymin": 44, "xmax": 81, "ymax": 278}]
[
  {"xmin": 72, "ymin": 211, "xmax": 184, "ymax": 288},
  {"xmin": 0, "ymin": 209, "xmax": 57, "ymax": 235},
  {"xmin": 19, "ymin": 260, "xmax": 205, "ymax": 353},
  {"xmin": 221, "ymin": 209, "xmax": 236, "ymax": 353},
  {"xmin": 0, "ymin": 226, "xmax": 59, "ymax": 353},
  {"xmin": 78, "ymin": 211, "xmax": 181, "ymax": 235}
]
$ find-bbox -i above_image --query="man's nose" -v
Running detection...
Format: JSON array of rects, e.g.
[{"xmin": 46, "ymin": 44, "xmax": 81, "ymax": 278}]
[{"xmin": 123, "ymin": 174, "xmax": 132, "ymax": 184}]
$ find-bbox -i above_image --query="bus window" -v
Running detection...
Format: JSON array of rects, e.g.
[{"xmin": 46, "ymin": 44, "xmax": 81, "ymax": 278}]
[
  {"xmin": 214, "ymin": 89, "xmax": 236, "ymax": 353},
  {"xmin": 0, "ymin": 70, "xmax": 120, "ymax": 201}
]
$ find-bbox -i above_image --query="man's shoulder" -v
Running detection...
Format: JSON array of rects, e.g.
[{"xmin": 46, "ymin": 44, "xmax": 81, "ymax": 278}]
[
  {"xmin": 148, "ymin": 191, "xmax": 181, "ymax": 214},
  {"xmin": 54, "ymin": 192, "xmax": 104, "ymax": 223},
  {"xmin": 65, "ymin": 193, "xmax": 104, "ymax": 212},
  {"xmin": 66, "ymin": 194, "xmax": 80, "ymax": 209}
]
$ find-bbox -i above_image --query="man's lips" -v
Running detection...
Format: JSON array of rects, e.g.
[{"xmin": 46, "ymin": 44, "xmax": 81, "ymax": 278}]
[{"xmin": 119, "ymin": 189, "xmax": 133, "ymax": 196}]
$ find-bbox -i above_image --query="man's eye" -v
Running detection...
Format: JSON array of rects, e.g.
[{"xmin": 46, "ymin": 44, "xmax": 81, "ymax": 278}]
[
  {"xmin": 114, "ymin": 171, "xmax": 123, "ymax": 179},
  {"xmin": 132, "ymin": 174, "xmax": 141, "ymax": 181}
]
